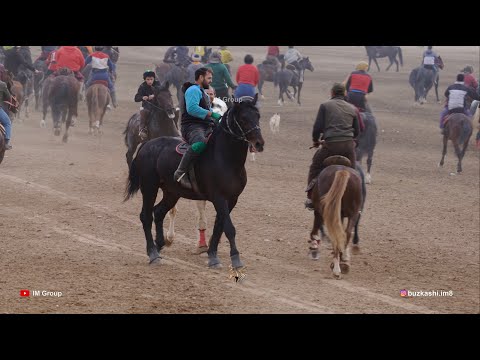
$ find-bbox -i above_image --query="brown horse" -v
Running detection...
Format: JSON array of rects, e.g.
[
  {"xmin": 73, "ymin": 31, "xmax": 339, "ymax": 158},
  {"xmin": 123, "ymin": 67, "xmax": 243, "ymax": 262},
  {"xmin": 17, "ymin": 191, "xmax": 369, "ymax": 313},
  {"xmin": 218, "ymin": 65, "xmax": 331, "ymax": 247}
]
[
  {"xmin": 0, "ymin": 124, "xmax": 5, "ymax": 165},
  {"xmin": 10, "ymin": 81, "xmax": 24, "ymax": 119},
  {"xmin": 439, "ymin": 113, "xmax": 473, "ymax": 173},
  {"xmin": 43, "ymin": 68, "xmax": 81, "ymax": 142},
  {"xmin": 86, "ymin": 82, "xmax": 111, "ymax": 135},
  {"xmin": 309, "ymin": 159, "xmax": 363, "ymax": 279}
]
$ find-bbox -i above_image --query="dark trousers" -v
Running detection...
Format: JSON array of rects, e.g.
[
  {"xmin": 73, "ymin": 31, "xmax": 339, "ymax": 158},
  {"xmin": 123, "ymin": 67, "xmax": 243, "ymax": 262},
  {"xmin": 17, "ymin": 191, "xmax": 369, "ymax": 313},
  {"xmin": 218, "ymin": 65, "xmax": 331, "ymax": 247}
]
[
  {"xmin": 307, "ymin": 139, "xmax": 356, "ymax": 186},
  {"xmin": 181, "ymin": 123, "xmax": 213, "ymax": 145},
  {"xmin": 347, "ymin": 91, "xmax": 367, "ymax": 111}
]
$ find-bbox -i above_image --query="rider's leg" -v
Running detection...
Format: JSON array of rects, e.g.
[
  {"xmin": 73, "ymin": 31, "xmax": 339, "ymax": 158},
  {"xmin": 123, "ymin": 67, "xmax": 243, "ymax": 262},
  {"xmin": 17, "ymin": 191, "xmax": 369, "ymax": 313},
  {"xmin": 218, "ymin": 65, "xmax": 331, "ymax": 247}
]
[
  {"xmin": 0, "ymin": 108, "xmax": 13, "ymax": 149},
  {"xmin": 138, "ymin": 107, "xmax": 149, "ymax": 140}
]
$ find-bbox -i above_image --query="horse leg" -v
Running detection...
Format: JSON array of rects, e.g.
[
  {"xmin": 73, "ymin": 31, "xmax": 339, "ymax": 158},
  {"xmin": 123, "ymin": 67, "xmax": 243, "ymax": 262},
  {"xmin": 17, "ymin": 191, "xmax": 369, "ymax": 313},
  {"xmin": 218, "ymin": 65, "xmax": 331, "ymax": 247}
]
[
  {"xmin": 373, "ymin": 58, "xmax": 380, "ymax": 72},
  {"xmin": 385, "ymin": 57, "xmax": 393, "ymax": 71},
  {"xmin": 308, "ymin": 210, "xmax": 322, "ymax": 260},
  {"xmin": 453, "ymin": 140, "xmax": 463, "ymax": 173},
  {"xmin": 164, "ymin": 204, "xmax": 177, "ymax": 247},
  {"xmin": 435, "ymin": 76, "xmax": 440, "ymax": 102},
  {"xmin": 278, "ymin": 86, "xmax": 284, "ymax": 106},
  {"xmin": 140, "ymin": 182, "xmax": 160, "ymax": 264},
  {"xmin": 195, "ymin": 200, "xmax": 208, "ymax": 254},
  {"xmin": 366, "ymin": 149, "xmax": 374, "ymax": 184},
  {"xmin": 207, "ymin": 197, "xmax": 228, "ymax": 269},
  {"xmin": 62, "ymin": 109, "xmax": 70, "ymax": 143},
  {"xmin": 258, "ymin": 78, "xmax": 264, "ymax": 98},
  {"xmin": 439, "ymin": 134, "xmax": 448, "ymax": 167},
  {"xmin": 153, "ymin": 193, "xmax": 179, "ymax": 252},
  {"xmin": 297, "ymin": 83, "xmax": 303, "ymax": 106},
  {"xmin": 340, "ymin": 213, "xmax": 359, "ymax": 274}
]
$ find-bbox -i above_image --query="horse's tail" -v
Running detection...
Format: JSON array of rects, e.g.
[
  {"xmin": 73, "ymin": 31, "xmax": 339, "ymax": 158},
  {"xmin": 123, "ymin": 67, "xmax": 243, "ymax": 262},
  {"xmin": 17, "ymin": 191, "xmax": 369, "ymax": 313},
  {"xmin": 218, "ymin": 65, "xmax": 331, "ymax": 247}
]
[
  {"xmin": 124, "ymin": 151, "xmax": 141, "ymax": 202},
  {"xmin": 396, "ymin": 47, "xmax": 403, "ymax": 66},
  {"xmin": 123, "ymin": 113, "xmax": 136, "ymax": 147},
  {"xmin": 458, "ymin": 117, "xmax": 472, "ymax": 145},
  {"xmin": 320, "ymin": 170, "xmax": 350, "ymax": 254}
]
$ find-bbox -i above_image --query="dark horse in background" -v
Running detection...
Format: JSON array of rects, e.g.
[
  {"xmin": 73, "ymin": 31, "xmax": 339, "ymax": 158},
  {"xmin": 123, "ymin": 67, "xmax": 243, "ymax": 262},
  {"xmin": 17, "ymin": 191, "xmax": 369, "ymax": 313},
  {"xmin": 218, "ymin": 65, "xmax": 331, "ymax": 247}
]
[
  {"xmin": 123, "ymin": 81, "xmax": 178, "ymax": 169},
  {"xmin": 439, "ymin": 113, "xmax": 472, "ymax": 173},
  {"xmin": 33, "ymin": 57, "xmax": 48, "ymax": 111},
  {"xmin": 365, "ymin": 46, "xmax": 403, "ymax": 72},
  {"xmin": 309, "ymin": 160, "xmax": 363, "ymax": 279},
  {"xmin": 274, "ymin": 57, "xmax": 314, "ymax": 106},
  {"xmin": 13, "ymin": 46, "xmax": 35, "ymax": 119},
  {"xmin": 356, "ymin": 111, "xmax": 378, "ymax": 184},
  {"xmin": 257, "ymin": 54, "xmax": 284, "ymax": 98},
  {"xmin": 43, "ymin": 68, "xmax": 81, "ymax": 142},
  {"xmin": 155, "ymin": 63, "xmax": 188, "ymax": 108},
  {"xmin": 409, "ymin": 56, "xmax": 444, "ymax": 104},
  {"xmin": 124, "ymin": 95, "xmax": 264, "ymax": 280}
]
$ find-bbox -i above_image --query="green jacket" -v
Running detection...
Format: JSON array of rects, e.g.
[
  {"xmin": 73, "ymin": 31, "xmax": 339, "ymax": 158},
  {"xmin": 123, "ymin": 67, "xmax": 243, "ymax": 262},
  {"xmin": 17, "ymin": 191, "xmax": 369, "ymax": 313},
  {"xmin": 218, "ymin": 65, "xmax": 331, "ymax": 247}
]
[
  {"xmin": 205, "ymin": 62, "xmax": 235, "ymax": 91},
  {"xmin": 0, "ymin": 81, "xmax": 11, "ymax": 110}
]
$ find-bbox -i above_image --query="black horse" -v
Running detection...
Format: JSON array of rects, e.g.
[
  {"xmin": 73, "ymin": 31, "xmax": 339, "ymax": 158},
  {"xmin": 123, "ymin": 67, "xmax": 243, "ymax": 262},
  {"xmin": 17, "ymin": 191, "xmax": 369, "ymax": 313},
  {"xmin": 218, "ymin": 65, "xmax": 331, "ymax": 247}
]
[
  {"xmin": 33, "ymin": 58, "xmax": 48, "ymax": 111},
  {"xmin": 274, "ymin": 57, "xmax": 314, "ymax": 106},
  {"xmin": 356, "ymin": 111, "xmax": 377, "ymax": 184},
  {"xmin": 124, "ymin": 95, "xmax": 264, "ymax": 275},
  {"xmin": 257, "ymin": 54, "xmax": 285, "ymax": 97},
  {"xmin": 123, "ymin": 82, "xmax": 178, "ymax": 169},
  {"xmin": 409, "ymin": 56, "xmax": 444, "ymax": 104},
  {"xmin": 365, "ymin": 46, "xmax": 403, "ymax": 72}
]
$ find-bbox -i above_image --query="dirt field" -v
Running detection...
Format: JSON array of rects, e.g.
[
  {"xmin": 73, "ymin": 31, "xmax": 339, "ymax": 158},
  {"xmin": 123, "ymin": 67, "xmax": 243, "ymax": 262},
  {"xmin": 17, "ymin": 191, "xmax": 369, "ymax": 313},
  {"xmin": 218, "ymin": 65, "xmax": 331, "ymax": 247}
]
[{"xmin": 1, "ymin": 46, "xmax": 478, "ymax": 314}]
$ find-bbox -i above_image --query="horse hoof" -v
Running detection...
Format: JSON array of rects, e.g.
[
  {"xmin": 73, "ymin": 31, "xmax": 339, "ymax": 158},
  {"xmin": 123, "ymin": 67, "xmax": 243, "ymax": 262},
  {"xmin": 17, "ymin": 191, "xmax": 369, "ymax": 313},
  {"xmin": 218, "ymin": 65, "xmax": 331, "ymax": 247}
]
[
  {"xmin": 195, "ymin": 245, "xmax": 208, "ymax": 254},
  {"xmin": 209, "ymin": 263, "xmax": 223, "ymax": 269},
  {"xmin": 308, "ymin": 250, "xmax": 320, "ymax": 260},
  {"xmin": 62, "ymin": 136, "xmax": 68, "ymax": 143},
  {"xmin": 149, "ymin": 257, "xmax": 161, "ymax": 265},
  {"xmin": 351, "ymin": 245, "xmax": 361, "ymax": 254},
  {"xmin": 365, "ymin": 174, "xmax": 372, "ymax": 184},
  {"xmin": 340, "ymin": 263, "xmax": 350, "ymax": 274},
  {"xmin": 164, "ymin": 237, "xmax": 174, "ymax": 247},
  {"xmin": 40, "ymin": 120, "xmax": 46, "ymax": 128},
  {"xmin": 332, "ymin": 273, "xmax": 342, "ymax": 280}
]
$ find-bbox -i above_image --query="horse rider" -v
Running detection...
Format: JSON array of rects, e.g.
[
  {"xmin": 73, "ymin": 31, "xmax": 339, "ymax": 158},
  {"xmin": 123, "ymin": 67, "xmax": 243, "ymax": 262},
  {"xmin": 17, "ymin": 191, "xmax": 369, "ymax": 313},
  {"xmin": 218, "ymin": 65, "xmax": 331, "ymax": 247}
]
[
  {"xmin": 84, "ymin": 46, "xmax": 118, "ymax": 108},
  {"xmin": 205, "ymin": 86, "xmax": 228, "ymax": 115},
  {"xmin": 135, "ymin": 70, "xmax": 161, "ymax": 141},
  {"xmin": 284, "ymin": 46, "xmax": 304, "ymax": 81},
  {"xmin": 187, "ymin": 53, "xmax": 204, "ymax": 83},
  {"xmin": 205, "ymin": 51, "xmax": 236, "ymax": 109},
  {"xmin": 266, "ymin": 46, "xmax": 281, "ymax": 71},
  {"xmin": 36, "ymin": 46, "xmax": 57, "ymax": 62},
  {"xmin": 439, "ymin": 73, "xmax": 479, "ymax": 134},
  {"xmin": 173, "ymin": 67, "xmax": 222, "ymax": 190},
  {"xmin": 345, "ymin": 61, "xmax": 374, "ymax": 113},
  {"xmin": 422, "ymin": 46, "xmax": 440, "ymax": 83},
  {"xmin": 304, "ymin": 83, "xmax": 361, "ymax": 210},
  {"xmin": 3, "ymin": 46, "xmax": 38, "ymax": 78},
  {"xmin": 193, "ymin": 46, "xmax": 207, "ymax": 58},
  {"xmin": 54, "ymin": 46, "xmax": 85, "ymax": 81},
  {"xmin": 0, "ymin": 77, "xmax": 14, "ymax": 150},
  {"xmin": 218, "ymin": 46, "xmax": 234, "ymax": 74},
  {"xmin": 44, "ymin": 48, "xmax": 60, "ymax": 77},
  {"xmin": 461, "ymin": 65, "xmax": 478, "ymax": 93},
  {"xmin": 235, "ymin": 54, "xmax": 259, "ymax": 98}
]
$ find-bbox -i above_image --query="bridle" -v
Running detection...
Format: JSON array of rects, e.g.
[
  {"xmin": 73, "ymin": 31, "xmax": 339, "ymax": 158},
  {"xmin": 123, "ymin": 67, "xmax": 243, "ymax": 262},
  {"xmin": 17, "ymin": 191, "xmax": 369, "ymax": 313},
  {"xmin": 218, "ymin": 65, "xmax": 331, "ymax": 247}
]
[{"xmin": 220, "ymin": 97, "xmax": 261, "ymax": 142}]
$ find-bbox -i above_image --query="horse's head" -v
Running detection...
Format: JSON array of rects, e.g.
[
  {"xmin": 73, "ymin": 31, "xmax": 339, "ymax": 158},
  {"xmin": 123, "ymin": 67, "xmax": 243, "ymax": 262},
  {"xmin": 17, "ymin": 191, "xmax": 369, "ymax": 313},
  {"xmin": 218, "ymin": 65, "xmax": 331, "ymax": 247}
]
[
  {"xmin": 436, "ymin": 55, "xmax": 444, "ymax": 70},
  {"xmin": 229, "ymin": 94, "xmax": 264, "ymax": 152},
  {"xmin": 300, "ymin": 57, "xmax": 314, "ymax": 72},
  {"xmin": 153, "ymin": 82, "xmax": 176, "ymax": 119}
]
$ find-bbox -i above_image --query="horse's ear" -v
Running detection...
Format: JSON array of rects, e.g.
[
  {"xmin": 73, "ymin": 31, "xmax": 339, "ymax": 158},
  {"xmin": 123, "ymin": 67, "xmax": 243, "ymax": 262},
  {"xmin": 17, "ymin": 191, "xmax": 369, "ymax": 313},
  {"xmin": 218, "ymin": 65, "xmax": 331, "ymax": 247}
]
[{"xmin": 253, "ymin": 93, "xmax": 258, "ymax": 105}]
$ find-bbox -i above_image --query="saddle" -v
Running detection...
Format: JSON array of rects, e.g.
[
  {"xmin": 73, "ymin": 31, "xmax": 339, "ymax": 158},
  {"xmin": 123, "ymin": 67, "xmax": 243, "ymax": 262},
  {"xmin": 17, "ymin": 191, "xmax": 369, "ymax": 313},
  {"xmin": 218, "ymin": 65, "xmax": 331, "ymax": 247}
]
[
  {"xmin": 322, "ymin": 155, "xmax": 352, "ymax": 168},
  {"xmin": 286, "ymin": 64, "xmax": 296, "ymax": 71},
  {"xmin": 91, "ymin": 80, "xmax": 109, "ymax": 88}
]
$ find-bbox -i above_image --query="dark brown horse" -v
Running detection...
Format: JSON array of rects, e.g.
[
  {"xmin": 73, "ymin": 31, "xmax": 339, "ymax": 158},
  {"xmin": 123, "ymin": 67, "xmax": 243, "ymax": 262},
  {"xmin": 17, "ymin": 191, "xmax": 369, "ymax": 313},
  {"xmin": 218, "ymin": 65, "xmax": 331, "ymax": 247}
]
[
  {"xmin": 43, "ymin": 68, "xmax": 81, "ymax": 142},
  {"xmin": 86, "ymin": 82, "xmax": 111, "ymax": 135},
  {"xmin": 0, "ymin": 124, "xmax": 5, "ymax": 165},
  {"xmin": 365, "ymin": 46, "xmax": 403, "ymax": 72},
  {"xmin": 10, "ymin": 81, "xmax": 24, "ymax": 119},
  {"xmin": 309, "ymin": 160, "xmax": 363, "ymax": 279},
  {"xmin": 439, "ymin": 113, "xmax": 473, "ymax": 173}
]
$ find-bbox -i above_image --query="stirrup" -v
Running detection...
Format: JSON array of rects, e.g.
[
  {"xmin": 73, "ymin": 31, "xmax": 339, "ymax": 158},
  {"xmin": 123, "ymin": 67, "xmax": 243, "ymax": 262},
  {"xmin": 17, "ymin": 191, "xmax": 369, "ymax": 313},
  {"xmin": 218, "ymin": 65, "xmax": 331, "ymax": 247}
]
[{"xmin": 139, "ymin": 128, "xmax": 148, "ymax": 139}]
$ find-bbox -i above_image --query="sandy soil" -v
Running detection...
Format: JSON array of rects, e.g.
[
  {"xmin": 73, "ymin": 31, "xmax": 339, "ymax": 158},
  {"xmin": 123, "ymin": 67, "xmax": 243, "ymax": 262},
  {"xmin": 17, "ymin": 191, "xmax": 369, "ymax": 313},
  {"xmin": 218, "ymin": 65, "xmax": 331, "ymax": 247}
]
[{"xmin": 1, "ymin": 46, "xmax": 478, "ymax": 314}]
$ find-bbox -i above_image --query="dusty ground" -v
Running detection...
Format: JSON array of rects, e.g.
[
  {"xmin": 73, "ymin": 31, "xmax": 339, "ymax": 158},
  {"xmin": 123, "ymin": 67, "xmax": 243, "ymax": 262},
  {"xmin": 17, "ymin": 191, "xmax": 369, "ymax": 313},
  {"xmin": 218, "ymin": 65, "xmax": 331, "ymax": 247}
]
[{"xmin": 1, "ymin": 46, "xmax": 478, "ymax": 314}]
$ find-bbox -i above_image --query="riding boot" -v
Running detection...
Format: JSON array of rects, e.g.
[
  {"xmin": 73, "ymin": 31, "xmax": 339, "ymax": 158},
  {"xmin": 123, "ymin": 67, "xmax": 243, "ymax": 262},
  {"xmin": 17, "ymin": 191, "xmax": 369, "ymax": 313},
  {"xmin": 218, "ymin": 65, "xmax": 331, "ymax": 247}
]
[
  {"xmin": 4, "ymin": 139, "xmax": 12, "ymax": 150},
  {"xmin": 138, "ymin": 109, "xmax": 149, "ymax": 141},
  {"xmin": 174, "ymin": 147, "xmax": 200, "ymax": 190},
  {"xmin": 304, "ymin": 180, "xmax": 316, "ymax": 211}
]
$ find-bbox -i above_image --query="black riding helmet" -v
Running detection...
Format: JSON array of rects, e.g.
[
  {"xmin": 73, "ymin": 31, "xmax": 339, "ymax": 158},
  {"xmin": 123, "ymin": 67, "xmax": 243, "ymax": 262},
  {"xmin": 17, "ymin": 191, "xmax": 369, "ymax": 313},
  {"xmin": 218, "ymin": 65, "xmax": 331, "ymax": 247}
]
[{"xmin": 143, "ymin": 70, "xmax": 156, "ymax": 80}]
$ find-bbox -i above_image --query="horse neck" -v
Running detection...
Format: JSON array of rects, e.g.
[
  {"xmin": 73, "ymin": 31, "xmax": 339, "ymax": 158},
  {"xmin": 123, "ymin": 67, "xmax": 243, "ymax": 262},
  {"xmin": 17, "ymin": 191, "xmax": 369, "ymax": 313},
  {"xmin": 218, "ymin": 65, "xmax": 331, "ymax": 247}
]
[
  {"xmin": 149, "ymin": 111, "xmax": 179, "ymax": 137},
  {"xmin": 210, "ymin": 122, "xmax": 249, "ymax": 167}
]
